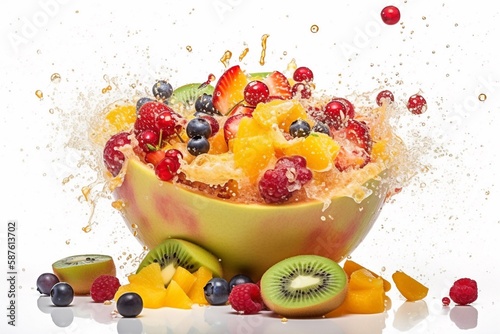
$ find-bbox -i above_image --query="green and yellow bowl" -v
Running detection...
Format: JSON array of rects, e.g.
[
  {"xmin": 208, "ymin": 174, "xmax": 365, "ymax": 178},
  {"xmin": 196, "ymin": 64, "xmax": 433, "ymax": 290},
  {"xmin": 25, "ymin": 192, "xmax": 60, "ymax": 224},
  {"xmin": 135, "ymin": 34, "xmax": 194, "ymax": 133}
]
[{"xmin": 114, "ymin": 158, "xmax": 389, "ymax": 281}]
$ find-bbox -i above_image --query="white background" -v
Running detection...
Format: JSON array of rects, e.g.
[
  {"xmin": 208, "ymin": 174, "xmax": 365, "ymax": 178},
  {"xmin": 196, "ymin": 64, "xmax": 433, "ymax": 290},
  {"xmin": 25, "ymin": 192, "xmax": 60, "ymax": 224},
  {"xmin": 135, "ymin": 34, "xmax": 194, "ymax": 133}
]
[{"xmin": 1, "ymin": 0, "xmax": 499, "ymax": 333}]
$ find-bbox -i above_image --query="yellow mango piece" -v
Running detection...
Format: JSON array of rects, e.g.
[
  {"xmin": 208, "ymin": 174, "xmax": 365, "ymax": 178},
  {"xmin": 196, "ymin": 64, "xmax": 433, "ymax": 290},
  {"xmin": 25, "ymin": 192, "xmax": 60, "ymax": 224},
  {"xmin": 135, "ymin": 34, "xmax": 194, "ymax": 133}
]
[
  {"xmin": 164, "ymin": 280, "xmax": 193, "ymax": 310},
  {"xmin": 349, "ymin": 269, "xmax": 384, "ymax": 291},
  {"xmin": 105, "ymin": 104, "xmax": 136, "ymax": 132},
  {"xmin": 282, "ymin": 133, "xmax": 340, "ymax": 171},
  {"xmin": 208, "ymin": 126, "xmax": 229, "ymax": 154},
  {"xmin": 128, "ymin": 262, "xmax": 165, "ymax": 289},
  {"xmin": 232, "ymin": 135, "xmax": 274, "ymax": 181},
  {"xmin": 172, "ymin": 266, "xmax": 197, "ymax": 294},
  {"xmin": 114, "ymin": 283, "xmax": 167, "ymax": 309},
  {"xmin": 343, "ymin": 260, "xmax": 391, "ymax": 292},
  {"xmin": 392, "ymin": 270, "xmax": 429, "ymax": 301},
  {"xmin": 253, "ymin": 99, "xmax": 308, "ymax": 131},
  {"xmin": 343, "ymin": 285, "xmax": 385, "ymax": 314},
  {"xmin": 236, "ymin": 117, "xmax": 269, "ymax": 139},
  {"xmin": 188, "ymin": 266, "xmax": 213, "ymax": 305}
]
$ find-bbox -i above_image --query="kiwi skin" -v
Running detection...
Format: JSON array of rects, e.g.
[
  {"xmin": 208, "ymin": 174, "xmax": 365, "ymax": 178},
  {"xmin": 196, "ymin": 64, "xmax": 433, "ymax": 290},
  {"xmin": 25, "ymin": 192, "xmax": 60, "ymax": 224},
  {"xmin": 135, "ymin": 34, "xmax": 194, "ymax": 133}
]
[
  {"xmin": 137, "ymin": 238, "xmax": 223, "ymax": 286},
  {"xmin": 260, "ymin": 255, "xmax": 347, "ymax": 318},
  {"xmin": 52, "ymin": 254, "xmax": 116, "ymax": 295}
]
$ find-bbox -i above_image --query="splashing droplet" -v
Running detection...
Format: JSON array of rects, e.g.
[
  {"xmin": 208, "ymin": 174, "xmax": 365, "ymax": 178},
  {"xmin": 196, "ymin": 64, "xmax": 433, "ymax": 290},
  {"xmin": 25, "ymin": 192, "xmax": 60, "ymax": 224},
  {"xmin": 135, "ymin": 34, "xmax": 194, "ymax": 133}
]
[
  {"xmin": 260, "ymin": 34, "xmax": 270, "ymax": 66},
  {"xmin": 35, "ymin": 90, "xmax": 44, "ymax": 99},
  {"xmin": 239, "ymin": 47, "xmax": 249, "ymax": 61},
  {"xmin": 220, "ymin": 50, "xmax": 232, "ymax": 67},
  {"xmin": 310, "ymin": 24, "xmax": 319, "ymax": 33},
  {"xmin": 186, "ymin": 45, "xmax": 192, "ymax": 52},
  {"xmin": 478, "ymin": 93, "xmax": 487, "ymax": 102},
  {"xmin": 50, "ymin": 73, "xmax": 61, "ymax": 83}
]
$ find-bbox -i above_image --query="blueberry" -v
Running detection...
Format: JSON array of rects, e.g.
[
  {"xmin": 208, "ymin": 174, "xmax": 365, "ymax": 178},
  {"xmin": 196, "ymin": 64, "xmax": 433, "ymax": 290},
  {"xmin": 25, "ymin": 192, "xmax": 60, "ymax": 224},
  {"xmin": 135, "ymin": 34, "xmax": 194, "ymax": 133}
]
[
  {"xmin": 228, "ymin": 274, "xmax": 253, "ymax": 292},
  {"xmin": 116, "ymin": 292, "xmax": 143, "ymax": 318},
  {"xmin": 187, "ymin": 136, "xmax": 210, "ymax": 156},
  {"xmin": 195, "ymin": 94, "xmax": 220, "ymax": 115},
  {"xmin": 152, "ymin": 80, "xmax": 173, "ymax": 101},
  {"xmin": 36, "ymin": 273, "xmax": 60, "ymax": 295},
  {"xmin": 50, "ymin": 282, "xmax": 74, "ymax": 307},
  {"xmin": 186, "ymin": 118, "xmax": 212, "ymax": 139},
  {"xmin": 289, "ymin": 119, "xmax": 311, "ymax": 138},
  {"xmin": 312, "ymin": 121, "xmax": 330, "ymax": 135},
  {"xmin": 136, "ymin": 97, "xmax": 154, "ymax": 113},
  {"xmin": 204, "ymin": 278, "xmax": 229, "ymax": 305}
]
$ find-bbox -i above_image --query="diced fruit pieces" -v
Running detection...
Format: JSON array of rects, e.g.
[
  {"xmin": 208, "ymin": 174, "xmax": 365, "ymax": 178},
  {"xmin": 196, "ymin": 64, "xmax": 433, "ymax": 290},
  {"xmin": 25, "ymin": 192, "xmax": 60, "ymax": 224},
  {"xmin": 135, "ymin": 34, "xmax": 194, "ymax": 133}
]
[
  {"xmin": 128, "ymin": 262, "xmax": 165, "ymax": 289},
  {"xmin": 115, "ymin": 284, "xmax": 167, "ymax": 309},
  {"xmin": 105, "ymin": 105, "xmax": 137, "ymax": 132},
  {"xmin": 232, "ymin": 135, "xmax": 274, "ymax": 182},
  {"xmin": 171, "ymin": 266, "xmax": 197, "ymax": 294},
  {"xmin": 164, "ymin": 280, "xmax": 194, "ymax": 309},
  {"xmin": 188, "ymin": 266, "xmax": 213, "ymax": 305},
  {"xmin": 252, "ymin": 99, "xmax": 308, "ymax": 131},
  {"xmin": 282, "ymin": 132, "xmax": 340, "ymax": 171},
  {"xmin": 343, "ymin": 260, "xmax": 391, "ymax": 292},
  {"xmin": 392, "ymin": 270, "xmax": 429, "ymax": 301}
]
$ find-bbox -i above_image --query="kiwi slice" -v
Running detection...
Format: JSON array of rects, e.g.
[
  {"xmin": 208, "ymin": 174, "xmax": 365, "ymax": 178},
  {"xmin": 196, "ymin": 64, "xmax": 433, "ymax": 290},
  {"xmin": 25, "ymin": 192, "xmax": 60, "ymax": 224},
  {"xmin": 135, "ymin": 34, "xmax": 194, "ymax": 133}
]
[
  {"xmin": 52, "ymin": 254, "xmax": 116, "ymax": 295},
  {"xmin": 137, "ymin": 238, "xmax": 223, "ymax": 286},
  {"xmin": 168, "ymin": 83, "xmax": 214, "ymax": 110},
  {"xmin": 260, "ymin": 255, "xmax": 347, "ymax": 318}
]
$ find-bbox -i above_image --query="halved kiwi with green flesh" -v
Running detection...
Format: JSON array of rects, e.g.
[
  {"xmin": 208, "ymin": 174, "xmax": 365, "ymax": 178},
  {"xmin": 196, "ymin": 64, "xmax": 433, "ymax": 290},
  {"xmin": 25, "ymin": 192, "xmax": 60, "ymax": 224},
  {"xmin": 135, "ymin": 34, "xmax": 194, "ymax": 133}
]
[
  {"xmin": 137, "ymin": 238, "xmax": 223, "ymax": 286},
  {"xmin": 52, "ymin": 254, "xmax": 116, "ymax": 295},
  {"xmin": 168, "ymin": 83, "xmax": 214, "ymax": 109},
  {"xmin": 260, "ymin": 255, "xmax": 348, "ymax": 318}
]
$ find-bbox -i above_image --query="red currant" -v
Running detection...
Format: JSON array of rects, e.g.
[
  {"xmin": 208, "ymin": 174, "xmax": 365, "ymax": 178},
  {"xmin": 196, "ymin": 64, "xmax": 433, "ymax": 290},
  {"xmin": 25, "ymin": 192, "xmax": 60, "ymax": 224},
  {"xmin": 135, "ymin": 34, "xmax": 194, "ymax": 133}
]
[
  {"xmin": 155, "ymin": 156, "xmax": 180, "ymax": 181},
  {"xmin": 292, "ymin": 83, "xmax": 312, "ymax": 99},
  {"xmin": 293, "ymin": 66, "xmax": 314, "ymax": 82},
  {"xmin": 407, "ymin": 94, "xmax": 427, "ymax": 114},
  {"xmin": 324, "ymin": 100, "xmax": 348, "ymax": 130},
  {"xmin": 442, "ymin": 297, "xmax": 451, "ymax": 306},
  {"xmin": 156, "ymin": 110, "xmax": 178, "ymax": 138},
  {"xmin": 136, "ymin": 129, "xmax": 159, "ymax": 152},
  {"xmin": 376, "ymin": 90, "xmax": 395, "ymax": 106},
  {"xmin": 244, "ymin": 81, "xmax": 270, "ymax": 106},
  {"xmin": 381, "ymin": 6, "xmax": 401, "ymax": 25}
]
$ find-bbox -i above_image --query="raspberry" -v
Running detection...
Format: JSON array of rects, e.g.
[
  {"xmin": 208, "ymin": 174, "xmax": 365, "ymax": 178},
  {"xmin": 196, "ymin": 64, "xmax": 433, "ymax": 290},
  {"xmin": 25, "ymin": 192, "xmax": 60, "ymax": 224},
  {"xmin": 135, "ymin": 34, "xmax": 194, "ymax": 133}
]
[
  {"xmin": 258, "ymin": 156, "xmax": 313, "ymax": 203},
  {"xmin": 449, "ymin": 278, "xmax": 478, "ymax": 305},
  {"xmin": 103, "ymin": 132, "xmax": 131, "ymax": 176},
  {"xmin": 90, "ymin": 275, "xmax": 121, "ymax": 303},
  {"xmin": 228, "ymin": 283, "xmax": 263, "ymax": 314}
]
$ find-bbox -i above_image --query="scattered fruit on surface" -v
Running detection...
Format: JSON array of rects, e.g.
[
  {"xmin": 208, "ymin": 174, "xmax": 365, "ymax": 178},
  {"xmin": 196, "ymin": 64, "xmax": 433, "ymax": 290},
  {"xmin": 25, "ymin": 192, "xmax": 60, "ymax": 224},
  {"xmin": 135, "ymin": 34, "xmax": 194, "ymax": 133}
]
[
  {"xmin": 136, "ymin": 238, "xmax": 223, "ymax": 287},
  {"xmin": 187, "ymin": 266, "xmax": 213, "ymax": 305},
  {"xmin": 343, "ymin": 269, "xmax": 386, "ymax": 314},
  {"xmin": 164, "ymin": 279, "xmax": 194, "ymax": 309},
  {"xmin": 36, "ymin": 273, "xmax": 60, "ymax": 295},
  {"xmin": 52, "ymin": 254, "xmax": 116, "ymax": 295},
  {"xmin": 50, "ymin": 282, "xmax": 74, "ymax": 307},
  {"xmin": 228, "ymin": 274, "xmax": 254, "ymax": 292},
  {"xmin": 260, "ymin": 255, "xmax": 348, "ymax": 318},
  {"xmin": 116, "ymin": 292, "xmax": 143, "ymax": 318},
  {"xmin": 228, "ymin": 283, "xmax": 264, "ymax": 314},
  {"xmin": 449, "ymin": 278, "xmax": 478, "ymax": 305},
  {"xmin": 442, "ymin": 296, "xmax": 451, "ymax": 306},
  {"xmin": 342, "ymin": 260, "xmax": 391, "ymax": 292},
  {"xmin": 204, "ymin": 277, "xmax": 230, "ymax": 305},
  {"xmin": 392, "ymin": 270, "xmax": 429, "ymax": 302},
  {"xmin": 90, "ymin": 275, "xmax": 121, "ymax": 303}
]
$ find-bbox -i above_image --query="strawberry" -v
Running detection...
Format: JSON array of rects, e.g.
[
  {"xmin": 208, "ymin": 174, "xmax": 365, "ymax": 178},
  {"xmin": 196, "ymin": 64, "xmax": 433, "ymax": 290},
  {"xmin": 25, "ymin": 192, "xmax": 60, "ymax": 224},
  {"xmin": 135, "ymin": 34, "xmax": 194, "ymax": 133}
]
[
  {"xmin": 223, "ymin": 113, "xmax": 251, "ymax": 142},
  {"xmin": 263, "ymin": 71, "xmax": 292, "ymax": 100},
  {"xmin": 334, "ymin": 119, "xmax": 372, "ymax": 171},
  {"xmin": 134, "ymin": 101, "xmax": 170, "ymax": 136},
  {"xmin": 227, "ymin": 104, "xmax": 255, "ymax": 116},
  {"xmin": 212, "ymin": 65, "xmax": 248, "ymax": 115}
]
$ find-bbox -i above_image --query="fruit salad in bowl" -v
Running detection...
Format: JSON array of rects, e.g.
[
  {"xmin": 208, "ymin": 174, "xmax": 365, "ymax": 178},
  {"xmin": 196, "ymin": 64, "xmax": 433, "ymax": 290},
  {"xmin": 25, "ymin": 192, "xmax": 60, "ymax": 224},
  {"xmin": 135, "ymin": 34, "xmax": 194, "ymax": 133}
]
[{"xmin": 99, "ymin": 64, "xmax": 408, "ymax": 281}]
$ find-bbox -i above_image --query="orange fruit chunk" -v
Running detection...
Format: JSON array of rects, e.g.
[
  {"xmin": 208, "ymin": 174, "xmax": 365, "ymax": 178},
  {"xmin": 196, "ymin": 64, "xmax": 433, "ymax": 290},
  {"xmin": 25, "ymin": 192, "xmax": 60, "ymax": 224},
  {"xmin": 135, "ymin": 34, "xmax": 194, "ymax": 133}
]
[
  {"xmin": 343, "ymin": 260, "xmax": 391, "ymax": 292},
  {"xmin": 171, "ymin": 266, "xmax": 197, "ymax": 294},
  {"xmin": 252, "ymin": 99, "xmax": 308, "ymax": 131},
  {"xmin": 232, "ymin": 135, "xmax": 274, "ymax": 181},
  {"xmin": 128, "ymin": 262, "xmax": 165, "ymax": 289},
  {"xmin": 282, "ymin": 133, "xmax": 340, "ymax": 171},
  {"xmin": 344, "ymin": 269, "xmax": 385, "ymax": 314},
  {"xmin": 114, "ymin": 284, "xmax": 167, "ymax": 309},
  {"xmin": 392, "ymin": 270, "xmax": 428, "ymax": 301},
  {"xmin": 187, "ymin": 266, "xmax": 213, "ymax": 305},
  {"xmin": 105, "ymin": 104, "xmax": 136, "ymax": 132},
  {"xmin": 164, "ymin": 280, "xmax": 193, "ymax": 310}
]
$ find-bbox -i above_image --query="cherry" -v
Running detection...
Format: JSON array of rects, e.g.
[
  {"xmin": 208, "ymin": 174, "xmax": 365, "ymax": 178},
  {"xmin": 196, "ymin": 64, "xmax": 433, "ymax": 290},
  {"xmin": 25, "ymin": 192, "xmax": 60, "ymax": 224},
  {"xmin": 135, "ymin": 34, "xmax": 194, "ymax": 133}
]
[
  {"xmin": 136, "ymin": 129, "xmax": 159, "ymax": 152},
  {"xmin": 155, "ymin": 156, "xmax": 180, "ymax": 181},
  {"xmin": 244, "ymin": 81, "xmax": 270, "ymax": 106},
  {"xmin": 376, "ymin": 90, "xmax": 395, "ymax": 106},
  {"xmin": 407, "ymin": 94, "xmax": 427, "ymax": 114},
  {"xmin": 292, "ymin": 83, "xmax": 312, "ymax": 99},
  {"xmin": 324, "ymin": 100, "xmax": 348, "ymax": 130},
  {"xmin": 442, "ymin": 297, "xmax": 451, "ymax": 306},
  {"xmin": 293, "ymin": 66, "xmax": 314, "ymax": 82},
  {"xmin": 381, "ymin": 6, "xmax": 401, "ymax": 25},
  {"xmin": 165, "ymin": 148, "xmax": 183, "ymax": 161}
]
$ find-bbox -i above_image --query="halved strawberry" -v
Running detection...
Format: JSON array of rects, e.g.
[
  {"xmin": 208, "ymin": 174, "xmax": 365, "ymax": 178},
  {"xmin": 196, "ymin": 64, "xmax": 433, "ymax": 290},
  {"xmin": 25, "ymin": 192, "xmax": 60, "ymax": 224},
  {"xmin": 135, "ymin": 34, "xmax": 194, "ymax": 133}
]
[
  {"xmin": 263, "ymin": 71, "xmax": 292, "ymax": 100},
  {"xmin": 212, "ymin": 65, "xmax": 248, "ymax": 115},
  {"xmin": 333, "ymin": 119, "xmax": 372, "ymax": 171},
  {"xmin": 227, "ymin": 104, "xmax": 255, "ymax": 117},
  {"xmin": 223, "ymin": 113, "xmax": 251, "ymax": 142}
]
